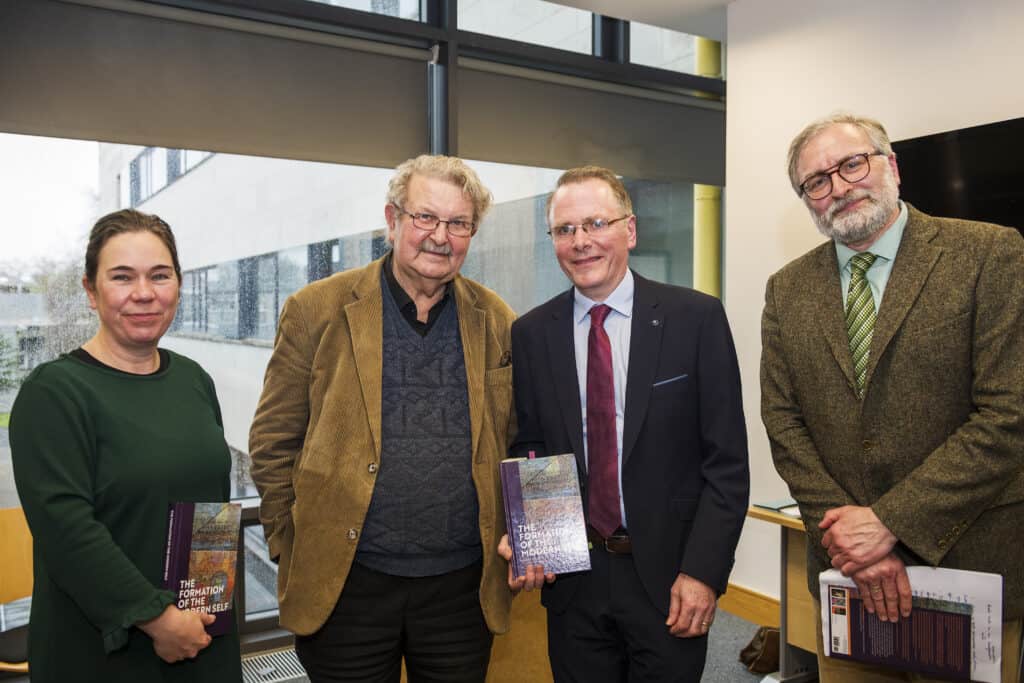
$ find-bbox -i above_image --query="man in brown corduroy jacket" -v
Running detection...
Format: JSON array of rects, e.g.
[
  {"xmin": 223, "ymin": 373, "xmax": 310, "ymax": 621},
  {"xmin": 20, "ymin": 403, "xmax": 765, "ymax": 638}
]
[{"xmin": 250, "ymin": 155, "xmax": 515, "ymax": 683}]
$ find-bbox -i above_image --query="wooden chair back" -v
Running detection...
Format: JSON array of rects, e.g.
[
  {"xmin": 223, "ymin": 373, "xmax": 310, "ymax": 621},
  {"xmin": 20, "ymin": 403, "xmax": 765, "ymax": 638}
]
[{"xmin": 0, "ymin": 507, "xmax": 33, "ymax": 604}]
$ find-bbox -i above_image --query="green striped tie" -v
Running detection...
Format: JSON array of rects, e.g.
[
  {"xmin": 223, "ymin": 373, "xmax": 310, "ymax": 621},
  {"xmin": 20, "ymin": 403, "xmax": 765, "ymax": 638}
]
[{"xmin": 846, "ymin": 252, "xmax": 878, "ymax": 396}]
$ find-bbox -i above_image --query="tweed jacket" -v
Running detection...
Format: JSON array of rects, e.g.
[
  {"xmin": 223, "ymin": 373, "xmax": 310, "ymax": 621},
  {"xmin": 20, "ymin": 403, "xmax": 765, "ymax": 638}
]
[
  {"xmin": 249, "ymin": 256, "xmax": 516, "ymax": 636},
  {"xmin": 761, "ymin": 205, "xmax": 1024, "ymax": 617}
]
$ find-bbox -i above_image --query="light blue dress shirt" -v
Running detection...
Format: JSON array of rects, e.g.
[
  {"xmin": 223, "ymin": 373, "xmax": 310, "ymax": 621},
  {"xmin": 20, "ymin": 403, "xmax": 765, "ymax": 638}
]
[
  {"xmin": 836, "ymin": 201, "xmax": 909, "ymax": 307},
  {"xmin": 573, "ymin": 269, "xmax": 633, "ymax": 527}
]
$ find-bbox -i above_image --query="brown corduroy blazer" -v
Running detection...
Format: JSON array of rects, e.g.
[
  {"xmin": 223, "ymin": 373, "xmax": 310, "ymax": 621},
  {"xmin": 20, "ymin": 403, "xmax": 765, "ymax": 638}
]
[
  {"xmin": 249, "ymin": 256, "xmax": 516, "ymax": 636},
  {"xmin": 761, "ymin": 205, "xmax": 1024, "ymax": 617}
]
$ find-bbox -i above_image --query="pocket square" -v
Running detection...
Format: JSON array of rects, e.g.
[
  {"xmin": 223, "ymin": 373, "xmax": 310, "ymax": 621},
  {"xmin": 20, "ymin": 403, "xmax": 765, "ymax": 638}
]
[{"xmin": 652, "ymin": 374, "xmax": 688, "ymax": 387}]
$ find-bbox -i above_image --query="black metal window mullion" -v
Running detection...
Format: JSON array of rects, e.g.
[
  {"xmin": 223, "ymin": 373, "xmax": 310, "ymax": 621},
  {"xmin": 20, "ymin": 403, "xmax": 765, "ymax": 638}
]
[
  {"xmin": 592, "ymin": 14, "xmax": 629, "ymax": 64},
  {"xmin": 426, "ymin": 0, "xmax": 456, "ymax": 155}
]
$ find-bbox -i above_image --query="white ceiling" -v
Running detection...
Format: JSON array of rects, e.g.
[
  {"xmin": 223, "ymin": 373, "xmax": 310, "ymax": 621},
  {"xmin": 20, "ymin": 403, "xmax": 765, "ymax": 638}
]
[{"xmin": 547, "ymin": 0, "xmax": 732, "ymax": 42}]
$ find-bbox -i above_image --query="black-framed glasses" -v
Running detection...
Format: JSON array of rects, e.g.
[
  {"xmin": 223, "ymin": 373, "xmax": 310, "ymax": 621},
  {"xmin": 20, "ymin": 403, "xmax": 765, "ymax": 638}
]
[
  {"xmin": 548, "ymin": 215, "xmax": 632, "ymax": 242},
  {"xmin": 799, "ymin": 152, "xmax": 888, "ymax": 199},
  {"xmin": 393, "ymin": 205, "xmax": 476, "ymax": 237}
]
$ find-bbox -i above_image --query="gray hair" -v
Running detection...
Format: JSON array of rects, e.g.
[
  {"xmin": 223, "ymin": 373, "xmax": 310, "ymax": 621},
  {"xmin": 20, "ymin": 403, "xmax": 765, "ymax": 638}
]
[
  {"xmin": 786, "ymin": 113, "xmax": 894, "ymax": 194},
  {"xmin": 386, "ymin": 155, "xmax": 493, "ymax": 226}
]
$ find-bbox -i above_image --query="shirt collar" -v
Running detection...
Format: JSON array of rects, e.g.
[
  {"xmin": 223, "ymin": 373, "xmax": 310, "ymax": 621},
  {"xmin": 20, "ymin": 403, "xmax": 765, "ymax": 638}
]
[
  {"xmin": 836, "ymin": 200, "xmax": 908, "ymax": 271},
  {"xmin": 382, "ymin": 250, "xmax": 451, "ymax": 310},
  {"xmin": 573, "ymin": 269, "xmax": 635, "ymax": 325}
]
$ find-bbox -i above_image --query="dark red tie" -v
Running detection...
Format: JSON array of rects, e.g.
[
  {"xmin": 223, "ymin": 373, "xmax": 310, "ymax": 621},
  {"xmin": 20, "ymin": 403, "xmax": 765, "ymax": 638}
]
[{"xmin": 586, "ymin": 304, "xmax": 621, "ymax": 537}]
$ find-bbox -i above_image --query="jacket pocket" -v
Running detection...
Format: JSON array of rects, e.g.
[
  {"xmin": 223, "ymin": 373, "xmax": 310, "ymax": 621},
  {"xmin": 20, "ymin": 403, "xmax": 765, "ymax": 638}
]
[{"xmin": 485, "ymin": 365, "xmax": 514, "ymax": 436}]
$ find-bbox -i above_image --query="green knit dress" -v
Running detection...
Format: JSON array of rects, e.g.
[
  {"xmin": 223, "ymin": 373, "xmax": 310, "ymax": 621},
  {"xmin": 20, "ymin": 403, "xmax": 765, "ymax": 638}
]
[{"xmin": 9, "ymin": 350, "xmax": 243, "ymax": 682}]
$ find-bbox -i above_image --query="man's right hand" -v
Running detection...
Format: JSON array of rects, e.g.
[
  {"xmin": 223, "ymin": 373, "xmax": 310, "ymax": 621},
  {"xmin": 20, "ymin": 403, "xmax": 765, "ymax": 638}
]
[
  {"xmin": 138, "ymin": 604, "xmax": 215, "ymax": 663},
  {"xmin": 850, "ymin": 552, "xmax": 912, "ymax": 622},
  {"xmin": 498, "ymin": 534, "xmax": 555, "ymax": 594}
]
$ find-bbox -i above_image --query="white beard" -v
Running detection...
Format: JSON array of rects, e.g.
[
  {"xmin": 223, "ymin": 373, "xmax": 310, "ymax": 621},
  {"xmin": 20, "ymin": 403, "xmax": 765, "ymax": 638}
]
[{"xmin": 810, "ymin": 168, "xmax": 900, "ymax": 245}]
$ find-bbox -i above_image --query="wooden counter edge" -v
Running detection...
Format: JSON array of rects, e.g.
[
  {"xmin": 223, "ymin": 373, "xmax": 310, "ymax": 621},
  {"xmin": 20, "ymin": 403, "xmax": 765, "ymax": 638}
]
[{"xmin": 747, "ymin": 505, "xmax": 806, "ymax": 531}]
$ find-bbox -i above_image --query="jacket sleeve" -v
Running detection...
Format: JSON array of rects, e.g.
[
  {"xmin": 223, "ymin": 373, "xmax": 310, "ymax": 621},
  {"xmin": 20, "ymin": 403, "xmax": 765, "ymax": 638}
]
[
  {"xmin": 761, "ymin": 273, "xmax": 858, "ymax": 553},
  {"xmin": 249, "ymin": 295, "xmax": 313, "ymax": 561},
  {"xmin": 10, "ymin": 376, "xmax": 174, "ymax": 653},
  {"xmin": 871, "ymin": 228, "xmax": 1024, "ymax": 565},
  {"xmin": 679, "ymin": 298, "xmax": 750, "ymax": 595},
  {"xmin": 509, "ymin": 320, "xmax": 547, "ymax": 459}
]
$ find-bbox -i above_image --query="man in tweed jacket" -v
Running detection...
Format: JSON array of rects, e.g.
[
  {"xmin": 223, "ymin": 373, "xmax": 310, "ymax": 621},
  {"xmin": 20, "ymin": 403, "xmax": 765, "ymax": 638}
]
[{"xmin": 761, "ymin": 113, "xmax": 1024, "ymax": 682}]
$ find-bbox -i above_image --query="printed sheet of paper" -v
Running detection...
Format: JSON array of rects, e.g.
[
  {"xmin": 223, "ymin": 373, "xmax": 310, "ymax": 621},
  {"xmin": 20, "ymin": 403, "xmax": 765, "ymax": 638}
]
[{"xmin": 819, "ymin": 567, "xmax": 1002, "ymax": 682}]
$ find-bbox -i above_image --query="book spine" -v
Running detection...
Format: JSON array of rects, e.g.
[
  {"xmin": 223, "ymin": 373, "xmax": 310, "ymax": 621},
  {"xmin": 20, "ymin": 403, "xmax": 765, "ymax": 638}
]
[
  {"xmin": 501, "ymin": 460, "xmax": 526, "ymax": 578},
  {"xmin": 500, "ymin": 463, "xmax": 516, "ymax": 578},
  {"xmin": 162, "ymin": 505, "xmax": 176, "ymax": 586},
  {"xmin": 163, "ymin": 503, "xmax": 195, "ymax": 597}
]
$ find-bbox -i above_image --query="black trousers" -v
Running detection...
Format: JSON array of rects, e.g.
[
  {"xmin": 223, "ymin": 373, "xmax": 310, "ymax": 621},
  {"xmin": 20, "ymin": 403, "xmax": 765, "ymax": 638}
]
[
  {"xmin": 546, "ymin": 549, "xmax": 708, "ymax": 683},
  {"xmin": 295, "ymin": 560, "xmax": 493, "ymax": 683}
]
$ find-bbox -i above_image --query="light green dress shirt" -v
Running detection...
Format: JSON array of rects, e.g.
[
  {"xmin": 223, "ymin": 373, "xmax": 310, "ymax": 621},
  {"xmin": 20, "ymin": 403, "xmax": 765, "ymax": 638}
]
[{"xmin": 836, "ymin": 201, "xmax": 909, "ymax": 308}]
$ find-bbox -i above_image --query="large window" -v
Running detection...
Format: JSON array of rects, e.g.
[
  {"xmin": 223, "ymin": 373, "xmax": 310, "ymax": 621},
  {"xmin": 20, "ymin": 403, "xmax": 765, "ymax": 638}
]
[
  {"xmin": 2, "ymin": 0, "xmax": 725, "ymax": 649},
  {"xmin": 459, "ymin": 0, "xmax": 592, "ymax": 53},
  {"xmin": 304, "ymin": 0, "xmax": 420, "ymax": 21},
  {"xmin": 630, "ymin": 22, "xmax": 720, "ymax": 77}
]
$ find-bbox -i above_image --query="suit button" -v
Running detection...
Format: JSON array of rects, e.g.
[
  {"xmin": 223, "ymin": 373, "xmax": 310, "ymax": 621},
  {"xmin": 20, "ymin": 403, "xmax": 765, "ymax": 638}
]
[
  {"xmin": 347, "ymin": 528, "xmax": 358, "ymax": 541},
  {"xmin": 862, "ymin": 440, "xmax": 874, "ymax": 451},
  {"xmin": 368, "ymin": 463, "xmax": 378, "ymax": 474},
  {"xmin": 937, "ymin": 538, "xmax": 947, "ymax": 549}
]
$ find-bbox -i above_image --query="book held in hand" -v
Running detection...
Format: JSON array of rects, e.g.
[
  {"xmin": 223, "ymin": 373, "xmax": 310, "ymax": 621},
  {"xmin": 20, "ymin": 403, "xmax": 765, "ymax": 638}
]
[
  {"xmin": 819, "ymin": 567, "xmax": 1003, "ymax": 682},
  {"xmin": 501, "ymin": 453, "xmax": 590, "ymax": 577},
  {"xmin": 162, "ymin": 502, "xmax": 242, "ymax": 636}
]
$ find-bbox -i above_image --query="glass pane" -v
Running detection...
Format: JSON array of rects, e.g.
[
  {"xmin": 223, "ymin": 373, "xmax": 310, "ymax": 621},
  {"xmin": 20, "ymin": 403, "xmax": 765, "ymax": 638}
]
[
  {"xmin": 630, "ymin": 21, "xmax": 721, "ymax": 78},
  {"xmin": 1, "ymin": 133, "xmax": 98, "ymax": 509},
  {"xmin": 0, "ymin": 132, "xmax": 398, "ymax": 506},
  {"xmin": 303, "ymin": 0, "xmax": 420, "ymax": 21},
  {"xmin": 207, "ymin": 261, "xmax": 240, "ymax": 339},
  {"xmin": 243, "ymin": 524, "xmax": 279, "ymax": 618},
  {"xmin": 255, "ymin": 254, "xmax": 278, "ymax": 342},
  {"xmin": 459, "ymin": 0, "xmax": 592, "ymax": 54},
  {"xmin": 151, "ymin": 147, "xmax": 168, "ymax": 196},
  {"xmin": 278, "ymin": 245, "xmax": 310, "ymax": 303},
  {"xmin": 1, "ymin": 134, "xmax": 707, "ymax": 514}
]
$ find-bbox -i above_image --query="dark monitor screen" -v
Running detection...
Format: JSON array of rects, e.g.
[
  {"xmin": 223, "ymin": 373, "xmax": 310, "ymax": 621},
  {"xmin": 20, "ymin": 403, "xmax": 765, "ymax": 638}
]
[{"xmin": 892, "ymin": 117, "xmax": 1023, "ymax": 236}]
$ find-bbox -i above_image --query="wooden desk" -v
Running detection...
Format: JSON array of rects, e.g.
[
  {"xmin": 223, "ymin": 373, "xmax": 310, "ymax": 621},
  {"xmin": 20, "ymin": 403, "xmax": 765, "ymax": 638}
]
[{"xmin": 747, "ymin": 507, "xmax": 818, "ymax": 683}]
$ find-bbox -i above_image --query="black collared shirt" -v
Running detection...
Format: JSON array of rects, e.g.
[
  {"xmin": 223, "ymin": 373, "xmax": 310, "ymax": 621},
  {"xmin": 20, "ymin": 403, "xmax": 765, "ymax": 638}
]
[{"xmin": 382, "ymin": 251, "xmax": 452, "ymax": 337}]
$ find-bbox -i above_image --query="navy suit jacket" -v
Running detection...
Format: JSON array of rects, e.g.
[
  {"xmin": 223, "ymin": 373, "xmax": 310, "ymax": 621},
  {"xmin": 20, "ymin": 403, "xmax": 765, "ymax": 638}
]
[{"xmin": 511, "ymin": 271, "xmax": 750, "ymax": 614}]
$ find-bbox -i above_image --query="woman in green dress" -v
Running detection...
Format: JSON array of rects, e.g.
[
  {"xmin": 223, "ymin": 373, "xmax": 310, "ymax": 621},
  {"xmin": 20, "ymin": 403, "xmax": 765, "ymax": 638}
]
[{"xmin": 10, "ymin": 209, "xmax": 243, "ymax": 682}]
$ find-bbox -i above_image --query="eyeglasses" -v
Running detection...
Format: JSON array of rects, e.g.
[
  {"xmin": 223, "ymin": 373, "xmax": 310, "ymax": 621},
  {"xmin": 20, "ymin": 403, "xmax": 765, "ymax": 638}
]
[
  {"xmin": 799, "ymin": 152, "xmax": 888, "ymax": 200},
  {"xmin": 548, "ymin": 215, "xmax": 632, "ymax": 242},
  {"xmin": 394, "ymin": 205, "xmax": 476, "ymax": 237}
]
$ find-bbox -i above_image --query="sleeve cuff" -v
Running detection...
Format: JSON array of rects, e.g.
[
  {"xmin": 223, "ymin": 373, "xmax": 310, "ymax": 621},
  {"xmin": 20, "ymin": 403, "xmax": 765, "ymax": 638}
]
[{"xmin": 102, "ymin": 589, "xmax": 175, "ymax": 654}]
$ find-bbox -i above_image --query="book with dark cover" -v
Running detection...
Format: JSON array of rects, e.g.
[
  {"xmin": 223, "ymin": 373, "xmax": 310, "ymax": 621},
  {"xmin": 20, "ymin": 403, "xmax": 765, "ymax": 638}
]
[
  {"xmin": 826, "ymin": 583, "xmax": 972, "ymax": 679},
  {"xmin": 162, "ymin": 502, "xmax": 242, "ymax": 636},
  {"xmin": 501, "ymin": 453, "xmax": 590, "ymax": 577}
]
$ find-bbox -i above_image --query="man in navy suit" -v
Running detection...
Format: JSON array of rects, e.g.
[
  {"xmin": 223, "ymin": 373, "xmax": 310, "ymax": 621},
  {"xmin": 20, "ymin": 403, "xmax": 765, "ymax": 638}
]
[{"xmin": 499, "ymin": 166, "xmax": 749, "ymax": 682}]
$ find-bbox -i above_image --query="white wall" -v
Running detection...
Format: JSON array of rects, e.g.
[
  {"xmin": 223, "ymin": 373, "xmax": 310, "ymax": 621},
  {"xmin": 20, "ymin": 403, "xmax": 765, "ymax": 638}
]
[{"xmin": 724, "ymin": 0, "xmax": 1024, "ymax": 598}]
